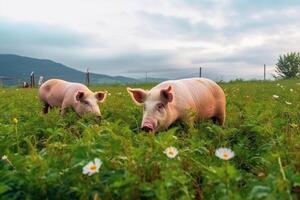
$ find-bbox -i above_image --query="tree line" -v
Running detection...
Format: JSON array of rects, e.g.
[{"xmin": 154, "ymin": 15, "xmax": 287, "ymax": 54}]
[{"xmin": 275, "ymin": 52, "xmax": 300, "ymax": 79}]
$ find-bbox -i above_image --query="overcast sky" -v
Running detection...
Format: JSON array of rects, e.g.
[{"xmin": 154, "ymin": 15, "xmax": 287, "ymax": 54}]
[{"xmin": 1, "ymin": 0, "xmax": 300, "ymax": 80}]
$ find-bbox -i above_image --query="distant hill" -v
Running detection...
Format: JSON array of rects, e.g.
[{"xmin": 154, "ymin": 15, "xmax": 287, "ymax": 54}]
[
  {"xmin": 0, "ymin": 54, "xmax": 137, "ymax": 86},
  {"xmin": 137, "ymin": 77, "xmax": 167, "ymax": 83}
]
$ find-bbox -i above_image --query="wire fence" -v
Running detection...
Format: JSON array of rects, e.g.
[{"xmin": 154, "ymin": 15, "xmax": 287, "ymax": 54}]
[
  {"xmin": 124, "ymin": 64, "xmax": 276, "ymax": 82},
  {"xmin": 0, "ymin": 65, "xmax": 276, "ymax": 87}
]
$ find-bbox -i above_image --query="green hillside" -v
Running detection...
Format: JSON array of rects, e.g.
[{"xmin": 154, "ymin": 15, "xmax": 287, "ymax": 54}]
[{"xmin": 0, "ymin": 54, "xmax": 137, "ymax": 85}]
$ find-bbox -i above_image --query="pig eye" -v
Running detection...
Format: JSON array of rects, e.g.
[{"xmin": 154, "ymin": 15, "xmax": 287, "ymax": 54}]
[
  {"xmin": 82, "ymin": 100, "xmax": 90, "ymax": 106},
  {"xmin": 156, "ymin": 103, "xmax": 164, "ymax": 110}
]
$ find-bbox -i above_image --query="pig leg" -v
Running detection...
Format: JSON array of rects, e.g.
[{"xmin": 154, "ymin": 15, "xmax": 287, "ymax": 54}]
[
  {"xmin": 213, "ymin": 111, "xmax": 225, "ymax": 126},
  {"xmin": 60, "ymin": 101, "xmax": 69, "ymax": 116},
  {"xmin": 212, "ymin": 99, "xmax": 226, "ymax": 126},
  {"xmin": 43, "ymin": 102, "xmax": 50, "ymax": 114},
  {"xmin": 218, "ymin": 114, "xmax": 225, "ymax": 126},
  {"xmin": 212, "ymin": 117, "xmax": 218, "ymax": 124}
]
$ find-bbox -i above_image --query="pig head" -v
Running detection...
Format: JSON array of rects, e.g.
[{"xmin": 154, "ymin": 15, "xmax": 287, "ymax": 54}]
[
  {"xmin": 127, "ymin": 86, "xmax": 175, "ymax": 132},
  {"xmin": 72, "ymin": 90, "xmax": 107, "ymax": 116}
]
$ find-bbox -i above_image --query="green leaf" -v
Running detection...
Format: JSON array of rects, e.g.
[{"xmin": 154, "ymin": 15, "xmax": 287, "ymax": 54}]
[
  {"xmin": 249, "ymin": 185, "xmax": 271, "ymax": 199},
  {"xmin": 0, "ymin": 183, "xmax": 10, "ymax": 195}
]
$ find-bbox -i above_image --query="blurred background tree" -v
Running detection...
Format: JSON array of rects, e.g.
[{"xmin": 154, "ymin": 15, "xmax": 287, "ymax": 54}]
[{"xmin": 275, "ymin": 52, "xmax": 300, "ymax": 79}]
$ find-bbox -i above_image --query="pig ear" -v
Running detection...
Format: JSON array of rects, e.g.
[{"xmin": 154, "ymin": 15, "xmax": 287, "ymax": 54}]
[
  {"xmin": 127, "ymin": 87, "xmax": 148, "ymax": 105},
  {"xmin": 75, "ymin": 91, "xmax": 85, "ymax": 102},
  {"xmin": 160, "ymin": 86, "xmax": 173, "ymax": 103},
  {"xmin": 95, "ymin": 91, "xmax": 107, "ymax": 103}
]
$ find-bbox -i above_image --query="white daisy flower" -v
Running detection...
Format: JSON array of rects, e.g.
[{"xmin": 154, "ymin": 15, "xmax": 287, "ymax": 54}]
[
  {"xmin": 164, "ymin": 146, "xmax": 178, "ymax": 159},
  {"xmin": 290, "ymin": 89, "xmax": 293, "ymax": 92},
  {"xmin": 285, "ymin": 101, "xmax": 292, "ymax": 105},
  {"xmin": 272, "ymin": 95, "xmax": 279, "ymax": 99},
  {"xmin": 276, "ymin": 83, "xmax": 280, "ymax": 86},
  {"xmin": 82, "ymin": 158, "xmax": 102, "ymax": 176},
  {"xmin": 215, "ymin": 148, "xmax": 235, "ymax": 160},
  {"xmin": 2, "ymin": 155, "xmax": 7, "ymax": 160}
]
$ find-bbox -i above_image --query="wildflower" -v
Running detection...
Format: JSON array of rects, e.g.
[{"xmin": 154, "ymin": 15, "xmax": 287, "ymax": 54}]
[
  {"xmin": 277, "ymin": 83, "xmax": 280, "ymax": 86},
  {"xmin": 290, "ymin": 89, "xmax": 293, "ymax": 92},
  {"xmin": 215, "ymin": 148, "xmax": 235, "ymax": 160},
  {"xmin": 272, "ymin": 95, "xmax": 279, "ymax": 99},
  {"xmin": 12, "ymin": 118, "xmax": 18, "ymax": 124},
  {"xmin": 285, "ymin": 101, "xmax": 292, "ymax": 105},
  {"xmin": 280, "ymin": 86, "xmax": 284, "ymax": 89},
  {"xmin": 82, "ymin": 158, "xmax": 102, "ymax": 176},
  {"xmin": 1, "ymin": 155, "xmax": 15, "ymax": 169},
  {"xmin": 164, "ymin": 146, "xmax": 178, "ymax": 159}
]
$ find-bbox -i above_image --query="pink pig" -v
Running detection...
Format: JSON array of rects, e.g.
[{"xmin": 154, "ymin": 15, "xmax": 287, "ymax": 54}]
[
  {"xmin": 127, "ymin": 78, "xmax": 226, "ymax": 132},
  {"xmin": 39, "ymin": 79, "xmax": 107, "ymax": 116}
]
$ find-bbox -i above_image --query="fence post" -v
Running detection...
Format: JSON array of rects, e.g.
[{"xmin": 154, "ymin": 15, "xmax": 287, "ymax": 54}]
[
  {"xmin": 38, "ymin": 76, "xmax": 44, "ymax": 87},
  {"xmin": 264, "ymin": 64, "xmax": 266, "ymax": 80},
  {"xmin": 86, "ymin": 68, "xmax": 90, "ymax": 86},
  {"xmin": 199, "ymin": 67, "xmax": 202, "ymax": 77},
  {"xmin": 30, "ymin": 71, "xmax": 35, "ymax": 87},
  {"xmin": 145, "ymin": 72, "xmax": 148, "ymax": 83}
]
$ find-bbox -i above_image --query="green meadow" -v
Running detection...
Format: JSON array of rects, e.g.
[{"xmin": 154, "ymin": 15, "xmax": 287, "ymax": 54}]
[{"xmin": 0, "ymin": 79, "xmax": 299, "ymax": 199}]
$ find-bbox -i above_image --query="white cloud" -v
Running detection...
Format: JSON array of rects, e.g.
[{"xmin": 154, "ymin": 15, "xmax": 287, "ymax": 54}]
[{"xmin": 0, "ymin": 0, "xmax": 300, "ymax": 80}]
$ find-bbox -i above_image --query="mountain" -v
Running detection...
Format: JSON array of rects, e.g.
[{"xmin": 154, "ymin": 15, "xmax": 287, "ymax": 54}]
[{"xmin": 0, "ymin": 54, "xmax": 137, "ymax": 86}]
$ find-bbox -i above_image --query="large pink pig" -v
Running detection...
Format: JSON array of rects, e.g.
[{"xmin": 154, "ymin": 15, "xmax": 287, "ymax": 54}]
[
  {"xmin": 39, "ymin": 79, "xmax": 107, "ymax": 116},
  {"xmin": 127, "ymin": 78, "xmax": 226, "ymax": 132}
]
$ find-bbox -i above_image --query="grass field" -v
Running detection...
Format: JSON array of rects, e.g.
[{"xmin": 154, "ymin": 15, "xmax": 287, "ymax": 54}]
[{"xmin": 0, "ymin": 79, "xmax": 300, "ymax": 199}]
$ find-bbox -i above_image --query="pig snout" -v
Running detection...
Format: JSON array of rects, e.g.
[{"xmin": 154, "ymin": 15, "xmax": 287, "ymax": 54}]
[
  {"xmin": 96, "ymin": 114, "xmax": 102, "ymax": 119},
  {"xmin": 141, "ymin": 120, "xmax": 155, "ymax": 132},
  {"xmin": 142, "ymin": 124, "xmax": 153, "ymax": 132},
  {"xmin": 91, "ymin": 105, "xmax": 101, "ymax": 117}
]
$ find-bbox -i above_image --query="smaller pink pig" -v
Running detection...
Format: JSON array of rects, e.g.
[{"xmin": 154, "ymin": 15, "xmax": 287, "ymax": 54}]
[
  {"xmin": 39, "ymin": 79, "xmax": 107, "ymax": 116},
  {"xmin": 127, "ymin": 78, "xmax": 226, "ymax": 132}
]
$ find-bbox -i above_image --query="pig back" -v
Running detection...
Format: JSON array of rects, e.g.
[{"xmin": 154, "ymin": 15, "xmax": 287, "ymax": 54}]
[
  {"xmin": 39, "ymin": 79, "xmax": 71, "ymax": 107},
  {"xmin": 171, "ymin": 78, "xmax": 225, "ymax": 119}
]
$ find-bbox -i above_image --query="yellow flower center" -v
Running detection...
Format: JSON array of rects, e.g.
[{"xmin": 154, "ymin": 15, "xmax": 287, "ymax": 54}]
[
  {"xmin": 169, "ymin": 151, "xmax": 174, "ymax": 155},
  {"xmin": 223, "ymin": 152, "xmax": 229, "ymax": 158},
  {"xmin": 13, "ymin": 118, "xmax": 18, "ymax": 124},
  {"xmin": 90, "ymin": 164, "xmax": 97, "ymax": 171}
]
